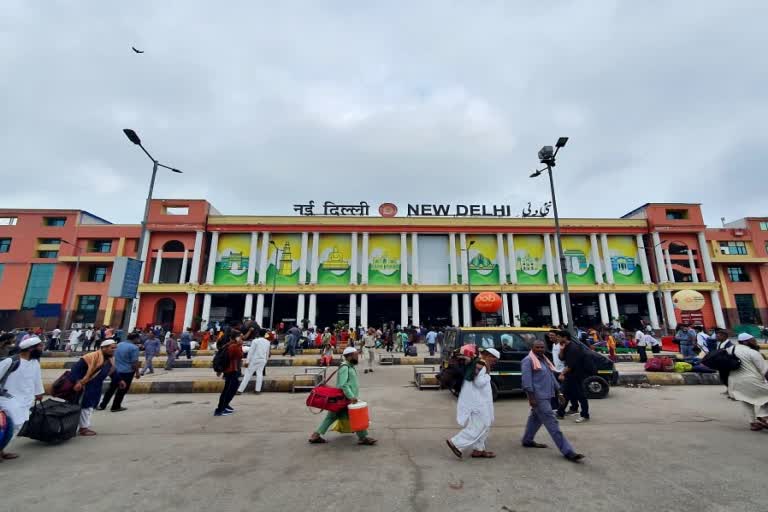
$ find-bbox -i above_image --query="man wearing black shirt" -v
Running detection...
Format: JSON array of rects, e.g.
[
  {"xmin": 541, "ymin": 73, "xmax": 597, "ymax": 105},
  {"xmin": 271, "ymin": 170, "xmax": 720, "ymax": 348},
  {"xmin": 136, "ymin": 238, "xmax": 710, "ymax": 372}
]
[{"xmin": 552, "ymin": 330, "xmax": 591, "ymax": 423}]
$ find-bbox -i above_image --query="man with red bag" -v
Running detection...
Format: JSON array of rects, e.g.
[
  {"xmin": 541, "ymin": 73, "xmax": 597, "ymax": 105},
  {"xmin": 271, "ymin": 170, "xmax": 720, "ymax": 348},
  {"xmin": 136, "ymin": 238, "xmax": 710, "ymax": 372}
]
[{"xmin": 308, "ymin": 347, "xmax": 377, "ymax": 446}]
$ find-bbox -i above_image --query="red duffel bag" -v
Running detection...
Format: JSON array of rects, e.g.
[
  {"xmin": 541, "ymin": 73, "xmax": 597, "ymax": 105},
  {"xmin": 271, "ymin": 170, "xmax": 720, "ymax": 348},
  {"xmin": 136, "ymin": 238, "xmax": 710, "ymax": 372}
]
[
  {"xmin": 306, "ymin": 367, "xmax": 351, "ymax": 413},
  {"xmin": 645, "ymin": 356, "xmax": 675, "ymax": 372}
]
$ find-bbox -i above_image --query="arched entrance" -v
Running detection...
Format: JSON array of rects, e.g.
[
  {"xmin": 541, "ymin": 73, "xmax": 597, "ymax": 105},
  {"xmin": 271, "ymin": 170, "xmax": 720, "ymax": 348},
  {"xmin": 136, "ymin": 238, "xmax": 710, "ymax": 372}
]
[{"xmin": 155, "ymin": 298, "xmax": 176, "ymax": 329}]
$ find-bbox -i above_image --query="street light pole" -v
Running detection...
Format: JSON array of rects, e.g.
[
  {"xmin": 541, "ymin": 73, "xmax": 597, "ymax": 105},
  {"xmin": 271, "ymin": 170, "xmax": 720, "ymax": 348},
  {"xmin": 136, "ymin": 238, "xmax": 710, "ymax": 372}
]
[
  {"xmin": 122, "ymin": 129, "xmax": 182, "ymax": 331},
  {"xmin": 61, "ymin": 239, "xmax": 83, "ymax": 330},
  {"xmin": 531, "ymin": 137, "xmax": 575, "ymax": 336},
  {"xmin": 269, "ymin": 241, "xmax": 279, "ymax": 329}
]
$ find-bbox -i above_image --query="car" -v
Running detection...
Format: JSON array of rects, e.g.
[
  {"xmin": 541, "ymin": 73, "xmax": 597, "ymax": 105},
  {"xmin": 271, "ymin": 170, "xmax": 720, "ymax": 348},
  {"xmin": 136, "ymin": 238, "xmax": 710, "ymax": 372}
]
[{"xmin": 439, "ymin": 327, "xmax": 619, "ymax": 400}]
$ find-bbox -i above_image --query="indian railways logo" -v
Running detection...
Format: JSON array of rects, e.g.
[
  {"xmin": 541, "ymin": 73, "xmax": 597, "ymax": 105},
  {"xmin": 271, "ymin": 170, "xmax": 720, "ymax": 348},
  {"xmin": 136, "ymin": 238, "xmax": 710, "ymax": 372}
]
[{"xmin": 378, "ymin": 203, "xmax": 398, "ymax": 217}]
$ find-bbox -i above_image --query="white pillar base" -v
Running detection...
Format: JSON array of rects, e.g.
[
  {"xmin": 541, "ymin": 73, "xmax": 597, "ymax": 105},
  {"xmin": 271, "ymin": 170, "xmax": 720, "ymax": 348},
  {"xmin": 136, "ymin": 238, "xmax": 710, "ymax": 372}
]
[
  {"xmin": 511, "ymin": 293, "xmax": 521, "ymax": 327},
  {"xmin": 646, "ymin": 292, "xmax": 660, "ymax": 330},
  {"xmin": 559, "ymin": 294, "xmax": 569, "ymax": 327},
  {"xmin": 462, "ymin": 294, "xmax": 471, "ymax": 327},
  {"xmin": 412, "ymin": 294, "xmax": 420, "ymax": 327},
  {"xmin": 128, "ymin": 293, "xmax": 141, "ymax": 331},
  {"xmin": 663, "ymin": 291, "xmax": 677, "ymax": 330},
  {"xmin": 308, "ymin": 294, "xmax": 317, "ymax": 329},
  {"xmin": 349, "ymin": 294, "xmax": 357, "ymax": 329},
  {"xmin": 501, "ymin": 294, "xmax": 511, "ymax": 326},
  {"xmin": 201, "ymin": 294, "xmax": 212, "ymax": 331},
  {"xmin": 710, "ymin": 291, "xmax": 726, "ymax": 329},
  {"xmin": 360, "ymin": 294, "xmax": 368, "ymax": 329},
  {"xmin": 243, "ymin": 294, "xmax": 254, "ymax": 320},
  {"xmin": 400, "ymin": 294, "xmax": 409, "ymax": 328},
  {"xmin": 451, "ymin": 294, "xmax": 460, "ymax": 327},
  {"xmin": 608, "ymin": 293, "xmax": 620, "ymax": 327},
  {"xmin": 255, "ymin": 294, "xmax": 265, "ymax": 326},
  {"xmin": 598, "ymin": 293, "xmax": 610, "ymax": 326},
  {"xmin": 549, "ymin": 293, "xmax": 560, "ymax": 327},
  {"xmin": 183, "ymin": 292, "xmax": 196, "ymax": 330},
  {"xmin": 296, "ymin": 294, "xmax": 306, "ymax": 326}
]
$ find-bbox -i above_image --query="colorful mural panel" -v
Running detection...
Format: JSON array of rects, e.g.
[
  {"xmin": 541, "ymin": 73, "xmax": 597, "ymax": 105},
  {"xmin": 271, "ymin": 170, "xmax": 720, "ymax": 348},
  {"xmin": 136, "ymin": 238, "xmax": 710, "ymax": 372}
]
[
  {"xmin": 266, "ymin": 234, "xmax": 302, "ymax": 285},
  {"xmin": 465, "ymin": 235, "xmax": 500, "ymax": 285},
  {"xmin": 560, "ymin": 235, "xmax": 596, "ymax": 285},
  {"xmin": 368, "ymin": 234, "xmax": 401, "ymax": 285},
  {"xmin": 514, "ymin": 235, "xmax": 548, "ymax": 284},
  {"xmin": 606, "ymin": 236, "xmax": 643, "ymax": 285},
  {"xmin": 214, "ymin": 234, "xmax": 251, "ymax": 285},
  {"xmin": 317, "ymin": 234, "xmax": 352, "ymax": 286}
]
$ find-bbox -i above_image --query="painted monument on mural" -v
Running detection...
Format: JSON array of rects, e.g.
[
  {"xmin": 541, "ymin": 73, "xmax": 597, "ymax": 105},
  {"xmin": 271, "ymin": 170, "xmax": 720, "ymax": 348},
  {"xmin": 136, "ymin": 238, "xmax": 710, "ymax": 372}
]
[
  {"xmin": 462, "ymin": 235, "xmax": 500, "ymax": 285},
  {"xmin": 560, "ymin": 235, "xmax": 596, "ymax": 285},
  {"xmin": 318, "ymin": 234, "xmax": 352, "ymax": 285},
  {"xmin": 214, "ymin": 234, "xmax": 251, "ymax": 285},
  {"xmin": 606, "ymin": 236, "xmax": 642, "ymax": 285},
  {"xmin": 266, "ymin": 234, "xmax": 301, "ymax": 285},
  {"xmin": 513, "ymin": 234, "xmax": 548, "ymax": 284},
  {"xmin": 368, "ymin": 234, "xmax": 401, "ymax": 285}
]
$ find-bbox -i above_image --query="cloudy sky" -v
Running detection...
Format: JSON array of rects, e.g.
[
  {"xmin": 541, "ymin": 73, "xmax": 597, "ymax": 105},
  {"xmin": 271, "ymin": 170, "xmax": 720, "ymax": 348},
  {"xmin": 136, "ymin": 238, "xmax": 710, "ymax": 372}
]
[{"xmin": 1, "ymin": 1, "xmax": 766, "ymax": 226}]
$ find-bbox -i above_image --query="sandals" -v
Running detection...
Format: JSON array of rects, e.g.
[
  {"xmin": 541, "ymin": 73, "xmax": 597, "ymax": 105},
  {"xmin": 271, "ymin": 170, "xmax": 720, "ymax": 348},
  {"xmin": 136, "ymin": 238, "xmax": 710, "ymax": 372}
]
[
  {"xmin": 357, "ymin": 437, "xmax": 378, "ymax": 446},
  {"xmin": 446, "ymin": 440, "xmax": 462, "ymax": 459},
  {"xmin": 1, "ymin": 452, "xmax": 20, "ymax": 460},
  {"xmin": 308, "ymin": 435, "xmax": 327, "ymax": 444},
  {"xmin": 522, "ymin": 442, "xmax": 548, "ymax": 449},
  {"xmin": 750, "ymin": 422, "xmax": 764, "ymax": 431},
  {"xmin": 78, "ymin": 428, "xmax": 97, "ymax": 437},
  {"xmin": 470, "ymin": 450, "xmax": 496, "ymax": 458}
]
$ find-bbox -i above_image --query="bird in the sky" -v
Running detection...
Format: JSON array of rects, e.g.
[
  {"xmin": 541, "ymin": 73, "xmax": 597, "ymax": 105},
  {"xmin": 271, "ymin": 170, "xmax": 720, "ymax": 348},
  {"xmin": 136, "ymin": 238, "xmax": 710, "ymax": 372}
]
[{"xmin": 131, "ymin": 46, "xmax": 144, "ymax": 54}]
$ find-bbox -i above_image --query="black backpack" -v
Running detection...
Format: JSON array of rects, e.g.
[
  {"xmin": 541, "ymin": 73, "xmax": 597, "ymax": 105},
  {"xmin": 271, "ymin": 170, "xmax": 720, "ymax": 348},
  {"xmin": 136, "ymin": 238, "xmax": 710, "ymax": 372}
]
[
  {"xmin": 701, "ymin": 345, "xmax": 741, "ymax": 373},
  {"xmin": 1, "ymin": 354, "xmax": 21, "ymax": 397},
  {"xmin": 212, "ymin": 346, "xmax": 229, "ymax": 374}
]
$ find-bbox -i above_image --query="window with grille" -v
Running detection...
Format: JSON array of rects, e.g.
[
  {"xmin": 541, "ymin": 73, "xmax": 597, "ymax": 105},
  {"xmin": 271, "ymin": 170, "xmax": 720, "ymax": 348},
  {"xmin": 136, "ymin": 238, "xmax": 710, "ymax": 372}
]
[
  {"xmin": 719, "ymin": 241, "xmax": 747, "ymax": 255},
  {"xmin": 0, "ymin": 238, "xmax": 10, "ymax": 253},
  {"xmin": 87, "ymin": 266, "xmax": 108, "ymax": 282},
  {"xmin": 90, "ymin": 240, "xmax": 112, "ymax": 253},
  {"xmin": 44, "ymin": 217, "xmax": 67, "ymax": 227},
  {"xmin": 727, "ymin": 266, "xmax": 749, "ymax": 282},
  {"xmin": 76, "ymin": 295, "xmax": 101, "ymax": 323},
  {"xmin": 22, "ymin": 264, "xmax": 55, "ymax": 309},
  {"xmin": 37, "ymin": 250, "xmax": 59, "ymax": 259}
]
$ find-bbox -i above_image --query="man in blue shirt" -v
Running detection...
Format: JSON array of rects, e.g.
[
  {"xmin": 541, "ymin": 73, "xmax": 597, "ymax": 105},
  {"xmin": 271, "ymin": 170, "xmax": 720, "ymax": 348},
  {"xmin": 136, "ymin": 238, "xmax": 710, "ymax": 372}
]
[
  {"xmin": 521, "ymin": 339, "xmax": 584, "ymax": 463},
  {"xmin": 425, "ymin": 328, "xmax": 438, "ymax": 356},
  {"xmin": 98, "ymin": 333, "xmax": 141, "ymax": 412},
  {"xmin": 178, "ymin": 328, "xmax": 194, "ymax": 359}
]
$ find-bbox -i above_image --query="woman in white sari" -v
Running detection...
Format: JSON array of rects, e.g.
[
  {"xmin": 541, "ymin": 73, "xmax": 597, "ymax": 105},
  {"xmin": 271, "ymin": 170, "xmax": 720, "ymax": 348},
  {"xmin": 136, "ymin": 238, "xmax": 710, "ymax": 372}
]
[{"xmin": 727, "ymin": 333, "xmax": 768, "ymax": 431}]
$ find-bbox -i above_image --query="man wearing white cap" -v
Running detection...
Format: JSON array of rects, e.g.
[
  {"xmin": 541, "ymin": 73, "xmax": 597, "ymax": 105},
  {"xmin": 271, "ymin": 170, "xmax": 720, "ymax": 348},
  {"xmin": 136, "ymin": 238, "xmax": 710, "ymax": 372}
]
[
  {"xmin": 308, "ymin": 347, "xmax": 377, "ymax": 446},
  {"xmin": 64, "ymin": 339, "xmax": 117, "ymax": 436},
  {"xmin": 0, "ymin": 336, "xmax": 45, "ymax": 461},
  {"xmin": 726, "ymin": 332, "xmax": 768, "ymax": 431},
  {"xmin": 446, "ymin": 347, "xmax": 499, "ymax": 459}
]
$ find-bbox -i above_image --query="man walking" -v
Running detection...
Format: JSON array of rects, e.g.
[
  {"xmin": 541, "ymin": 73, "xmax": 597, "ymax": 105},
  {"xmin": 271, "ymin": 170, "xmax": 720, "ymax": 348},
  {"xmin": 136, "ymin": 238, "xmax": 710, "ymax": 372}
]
[
  {"xmin": 214, "ymin": 334, "xmax": 243, "ymax": 417},
  {"xmin": 446, "ymin": 348, "xmax": 499, "ymax": 459},
  {"xmin": 238, "ymin": 329, "xmax": 270, "ymax": 394},
  {"xmin": 178, "ymin": 328, "xmax": 194, "ymax": 359},
  {"xmin": 164, "ymin": 333, "xmax": 178, "ymax": 371},
  {"xmin": 725, "ymin": 333, "xmax": 768, "ymax": 431},
  {"xmin": 98, "ymin": 333, "xmax": 141, "ymax": 412},
  {"xmin": 362, "ymin": 327, "xmax": 377, "ymax": 374},
  {"xmin": 675, "ymin": 324, "xmax": 696, "ymax": 358},
  {"xmin": 65, "ymin": 340, "xmax": 117, "ymax": 436},
  {"xmin": 308, "ymin": 347, "xmax": 377, "ymax": 446},
  {"xmin": 141, "ymin": 331, "xmax": 161, "ymax": 376},
  {"xmin": 49, "ymin": 326, "xmax": 61, "ymax": 351},
  {"xmin": 0, "ymin": 336, "xmax": 45, "ymax": 461},
  {"xmin": 553, "ymin": 330, "xmax": 592, "ymax": 423},
  {"xmin": 521, "ymin": 339, "xmax": 585, "ymax": 463},
  {"xmin": 426, "ymin": 327, "xmax": 438, "ymax": 357}
]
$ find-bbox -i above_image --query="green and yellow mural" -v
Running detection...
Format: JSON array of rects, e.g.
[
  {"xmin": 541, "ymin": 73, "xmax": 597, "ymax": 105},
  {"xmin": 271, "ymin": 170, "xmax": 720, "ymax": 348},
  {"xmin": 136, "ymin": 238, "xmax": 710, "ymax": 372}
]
[
  {"xmin": 214, "ymin": 234, "xmax": 251, "ymax": 285},
  {"xmin": 606, "ymin": 236, "xmax": 643, "ymax": 285},
  {"xmin": 317, "ymin": 234, "xmax": 352, "ymax": 286},
  {"xmin": 266, "ymin": 233, "xmax": 302, "ymax": 285},
  {"xmin": 514, "ymin": 235, "xmax": 548, "ymax": 285},
  {"xmin": 368, "ymin": 234, "xmax": 401, "ymax": 285},
  {"xmin": 560, "ymin": 235, "xmax": 596, "ymax": 285},
  {"xmin": 464, "ymin": 235, "xmax": 500, "ymax": 285}
]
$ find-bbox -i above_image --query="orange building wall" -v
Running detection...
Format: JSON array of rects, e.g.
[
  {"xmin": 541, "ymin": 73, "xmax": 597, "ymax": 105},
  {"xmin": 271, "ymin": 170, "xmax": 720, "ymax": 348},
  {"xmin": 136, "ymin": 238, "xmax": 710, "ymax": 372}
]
[{"xmin": 135, "ymin": 292, "xmax": 189, "ymax": 334}]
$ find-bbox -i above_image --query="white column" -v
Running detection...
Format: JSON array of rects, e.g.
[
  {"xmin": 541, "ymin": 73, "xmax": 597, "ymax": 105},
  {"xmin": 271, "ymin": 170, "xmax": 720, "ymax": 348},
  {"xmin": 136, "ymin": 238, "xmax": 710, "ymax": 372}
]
[
  {"xmin": 350, "ymin": 233, "xmax": 358, "ymax": 285},
  {"xmin": 138, "ymin": 230, "xmax": 151, "ymax": 284},
  {"xmin": 449, "ymin": 233, "xmax": 458, "ymax": 285},
  {"xmin": 299, "ymin": 232, "xmax": 309, "ymax": 284},
  {"xmin": 497, "ymin": 233, "xmax": 507, "ymax": 284},
  {"xmin": 205, "ymin": 232, "xmax": 219, "ymax": 284},
  {"xmin": 401, "ymin": 293, "xmax": 409, "ymax": 327},
  {"xmin": 598, "ymin": 293, "xmax": 610, "ymax": 325},
  {"xmin": 411, "ymin": 233, "xmax": 419, "ymax": 284},
  {"xmin": 412, "ymin": 294, "xmax": 420, "ymax": 327},
  {"xmin": 663, "ymin": 290, "xmax": 677, "ymax": 330},
  {"xmin": 179, "ymin": 249, "xmax": 189, "ymax": 284},
  {"xmin": 360, "ymin": 294, "xmax": 368, "ymax": 328},
  {"xmin": 243, "ymin": 294, "xmax": 254, "ymax": 319},
  {"xmin": 664, "ymin": 249, "xmax": 675, "ymax": 283},
  {"xmin": 651, "ymin": 232, "xmax": 669, "ymax": 282},
  {"xmin": 511, "ymin": 293, "xmax": 521, "ymax": 327},
  {"xmin": 549, "ymin": 293, "xmax": 561, "ymax": 326},
  {"xmin": 349, "ymin": 294, "xmax": 357, "ymax": 329},
  {"xmin": 543, "ymin": 234, "xmax": 555, "ymax": 284},
  {"xmin": 255, "ymin": 294, "xmax": 265, "ymax": 325},
  {"xmin": 507, "ymin": 234, "xmax": 517, "ymax": 284},
  {"xmin": 710, "ymin": 291, "xmax": 726, "ymax": 328},
  {"xmin": 189, "ymin": 230, "xmax": 204, "ymax": 284},
  {"xmin": 698, "ymin": 232, "xmax": 716, "ymax": 282},
  {"xmin": 591, "ymin": 234, "xmax": 604, "ymax": 284},
  {"xmin": 600, "ymin": 234, "xmax": 614, "ymax": 284},
  {"xmin": 608, "ymin": 293, "xmax": 620, "ymax": 326},
  {"xmin": 201, "ymin": 294, "xmax": 212, "ymax": 330},
  {"xmin": 636, "ymin": 235, "xmax": 651, "ymax": 284},
  {"xmin": 501, "ymin": 293, "xmax": 510, "ymax": 325},
  {"xmin": 687, "ymin": 249, "xmax": 699, "ymax": 283},
  {"xmin": 296, "ymin": 294, "xmax": 306, "ymax": 324},
  {"xmin": 128, "ymin": 294, "xmax": 140, "ymax": 331},
  {"xmin": 459, "ymin": 234, "xmax": 469, "ymax": 285},
  {"xmin": 646, "ymin": 292, "xmax": 660, "ymax": 330},
  {"xmin": 310, "ymin": 232, "xmax": 320, "ymax": 284},
  {"xmin": 361, "ymin": 233, "xmax": 369, "ymax": 285},
  {"xmin": 553, "ymin": 236, "xmax": 562, "ymax": 284},
  {"xmin": 308, "ymin": 294, "xmax": 317, "ymax": 328},
  {"xmin": 400, "ymin": 232, "xmax": 408, "ymax": 285},
  {"xmin": 257, "ymin": 232, "xmax": 270, "ymax": 285},
  {"xmin": 247, "ymin": 232, "xmax": 259, "ymax": 285},
  {"xmin": 183, "ymin": 292, "xmax": 196, "ymax": 330},
  {"xmin": 560, "ymin": 294, "xmax": 569, "ymax": 326},
  {"xmin": 152, "ymin": 249, "xmax": 163, "ymax": 284},
  {"xmin": 451, "ymin": 294, "xmax": 460, "ymax": 326},
  {"xmin": 462, "ymin": 294, "xmax": 471, "ymax": 327}
]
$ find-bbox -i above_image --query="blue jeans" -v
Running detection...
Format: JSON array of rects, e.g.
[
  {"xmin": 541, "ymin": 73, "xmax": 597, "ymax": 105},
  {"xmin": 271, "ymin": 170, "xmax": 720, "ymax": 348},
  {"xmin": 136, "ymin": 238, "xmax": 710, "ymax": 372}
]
[
  {"xmin": 680, "ymin": 343, "xmax": 694, "ymax": 358},
  {"xmin": 427, "ymin": 343, "xmax": 436, "ymax": 356},
  {"xmin": 523, "ymin": 400, "xmax": 575, "ymax": 456}
]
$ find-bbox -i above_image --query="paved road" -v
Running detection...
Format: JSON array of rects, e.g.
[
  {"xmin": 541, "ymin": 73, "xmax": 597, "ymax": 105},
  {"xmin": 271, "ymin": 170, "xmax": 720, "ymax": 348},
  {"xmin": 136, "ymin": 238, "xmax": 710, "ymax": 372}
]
[{"xmin": 4, "ymin": 380, "xmax": 766, "ymax": 511}]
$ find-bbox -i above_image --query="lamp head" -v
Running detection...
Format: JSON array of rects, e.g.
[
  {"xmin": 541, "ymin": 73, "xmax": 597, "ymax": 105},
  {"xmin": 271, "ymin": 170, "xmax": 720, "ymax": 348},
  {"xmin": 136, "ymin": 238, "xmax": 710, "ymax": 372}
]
[
  {"xmin": 555, "ymin": 137, "xmax": 569, "ymax": 148},
  {"xmin": 468, "ymin": 240, "xmax": 476, "ymax": 247},
  {"xmin": 123, "ymin": 129, "xmax": 142, "ymax": 145}
]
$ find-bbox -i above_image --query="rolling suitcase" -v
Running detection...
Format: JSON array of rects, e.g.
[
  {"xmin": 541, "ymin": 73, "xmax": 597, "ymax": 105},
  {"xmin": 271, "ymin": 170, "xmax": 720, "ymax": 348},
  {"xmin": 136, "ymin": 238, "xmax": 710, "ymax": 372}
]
[
  {"xmin": 405, "ymin": 345, "xmax": 418, "ymax": 357},
  {"xmin": 18, "ymin": 398, "xmax": 81, "ymax": 444}
]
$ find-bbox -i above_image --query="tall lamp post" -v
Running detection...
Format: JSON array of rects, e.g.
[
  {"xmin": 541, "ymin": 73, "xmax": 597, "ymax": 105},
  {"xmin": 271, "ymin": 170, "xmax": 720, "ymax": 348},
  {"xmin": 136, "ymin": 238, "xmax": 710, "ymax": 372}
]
[
  {"xmin": 269, "ymin": 241, "xmax": 279, "ymax": 329},
  {"xmin": 61, "ymin": 239, "xmax": 84, "ymax": 330},
  {"xmin": 530, "ymin": 137, "xmax": 575, "ymax": 336},
  {"xmin": 461, "ymin": 240, "xmax": 476, "ymax": 325},
  {"xmin": 122, "ymin": 129, "xmax": 182, "ymax": 329}
]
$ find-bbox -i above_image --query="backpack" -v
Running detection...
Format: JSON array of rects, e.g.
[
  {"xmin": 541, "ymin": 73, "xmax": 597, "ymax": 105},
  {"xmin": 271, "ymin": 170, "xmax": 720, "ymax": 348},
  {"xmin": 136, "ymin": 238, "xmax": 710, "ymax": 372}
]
[
  {"xmin": 212, "ymin": 346, "xmax": 229, "ymax": 374},
  {"xmin": 701, "ymin": 346, "xmax": 741, "ymax": 373},
  {"xmin": 0, "ymin": 354, "xmax": 21, "ymax": 397}
]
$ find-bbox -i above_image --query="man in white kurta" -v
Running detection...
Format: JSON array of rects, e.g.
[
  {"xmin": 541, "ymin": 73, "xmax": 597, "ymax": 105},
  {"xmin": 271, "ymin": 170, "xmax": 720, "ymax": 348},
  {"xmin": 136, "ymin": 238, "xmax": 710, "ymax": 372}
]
[
  {"xmin": 727, "ymin": 333, "xmax": 768, "ymax": 429},
  {"xmin": 446, "ymin": 348, "xmax": 499, "ymax": 459},
  {"xmin": 238, "ymin": 330, "xmax": 271, "ymax": 394}
]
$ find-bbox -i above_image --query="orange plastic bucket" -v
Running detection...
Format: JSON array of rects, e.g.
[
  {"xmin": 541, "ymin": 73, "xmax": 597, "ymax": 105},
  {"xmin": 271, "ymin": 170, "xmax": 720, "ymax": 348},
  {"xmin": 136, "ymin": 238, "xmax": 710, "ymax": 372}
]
[{"xmin": 347, "ymin": 401, "xmax": 370, "ymax": 432}]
